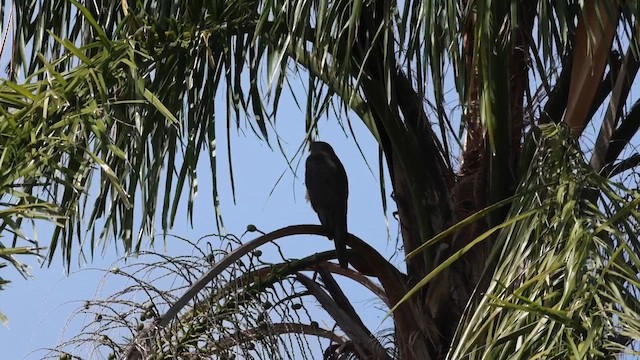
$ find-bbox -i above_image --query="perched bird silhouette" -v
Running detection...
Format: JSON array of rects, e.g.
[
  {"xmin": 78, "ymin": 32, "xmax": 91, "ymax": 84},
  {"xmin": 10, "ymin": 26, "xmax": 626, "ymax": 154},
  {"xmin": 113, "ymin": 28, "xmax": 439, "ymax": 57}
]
[{"xmin": 305, "ymin": 141, "xmax": 349, "ymax": 268}]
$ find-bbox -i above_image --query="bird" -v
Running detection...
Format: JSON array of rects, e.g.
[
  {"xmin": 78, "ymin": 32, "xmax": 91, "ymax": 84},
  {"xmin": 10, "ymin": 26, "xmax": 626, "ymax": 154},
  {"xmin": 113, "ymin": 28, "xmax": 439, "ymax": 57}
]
[{"xmin": 305, "ymin": 141, "xmax": 349, "ymax": 268}]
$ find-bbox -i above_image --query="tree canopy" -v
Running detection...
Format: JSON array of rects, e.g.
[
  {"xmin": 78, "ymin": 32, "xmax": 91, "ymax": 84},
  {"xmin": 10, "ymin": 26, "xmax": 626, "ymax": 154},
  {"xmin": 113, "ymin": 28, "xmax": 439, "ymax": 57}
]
[{"xmin": 1, "ymin": 0, "xmax": 640, "ymax": 359}]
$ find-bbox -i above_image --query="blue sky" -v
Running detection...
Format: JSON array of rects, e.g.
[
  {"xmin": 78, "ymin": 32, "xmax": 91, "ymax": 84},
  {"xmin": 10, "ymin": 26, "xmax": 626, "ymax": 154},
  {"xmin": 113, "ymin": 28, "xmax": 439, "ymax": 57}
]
[{"xmin": 0, "ymin": 75, "xmax": 400, "ymax": 358}]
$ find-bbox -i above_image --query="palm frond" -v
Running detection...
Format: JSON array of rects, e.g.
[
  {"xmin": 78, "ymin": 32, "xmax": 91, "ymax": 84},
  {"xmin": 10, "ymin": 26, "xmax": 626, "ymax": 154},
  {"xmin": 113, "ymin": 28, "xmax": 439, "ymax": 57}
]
[{"xmin": 450, "ymin": 123, "xmax": 640, "ymax": 358}]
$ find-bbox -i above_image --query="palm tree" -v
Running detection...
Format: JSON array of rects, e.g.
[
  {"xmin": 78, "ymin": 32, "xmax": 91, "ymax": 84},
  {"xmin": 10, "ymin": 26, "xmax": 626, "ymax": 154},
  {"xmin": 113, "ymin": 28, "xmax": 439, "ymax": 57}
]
[{"xmin": 2, "ymin": 0, "xmax": 640, "ymax": 359}]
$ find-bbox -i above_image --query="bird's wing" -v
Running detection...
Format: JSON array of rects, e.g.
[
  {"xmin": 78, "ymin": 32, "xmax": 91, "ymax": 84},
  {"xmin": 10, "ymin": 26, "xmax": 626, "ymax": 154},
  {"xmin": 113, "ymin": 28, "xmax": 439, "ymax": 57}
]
[{"xmin": 305, "ymin": 153, "xmax": 340, "ymax": 230}]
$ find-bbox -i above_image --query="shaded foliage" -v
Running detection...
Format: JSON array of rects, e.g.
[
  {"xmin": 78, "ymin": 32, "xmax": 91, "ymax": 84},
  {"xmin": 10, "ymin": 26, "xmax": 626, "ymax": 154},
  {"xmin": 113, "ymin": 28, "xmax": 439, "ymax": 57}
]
[
  {"xmin": 48, "ymin": 126, "xmax": 640, "ymax": 359},
  {"xmin": 45, "ymin": 233, "xmax": 396, "ymax": 360},
  {"xmin": 2, "ymin": 0, "xmax": 640, "ymax": 359}
]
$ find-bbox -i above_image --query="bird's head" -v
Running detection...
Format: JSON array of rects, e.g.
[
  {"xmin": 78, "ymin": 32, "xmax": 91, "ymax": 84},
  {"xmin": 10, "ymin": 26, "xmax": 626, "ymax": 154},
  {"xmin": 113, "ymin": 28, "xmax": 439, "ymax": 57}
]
[{"xmin": 309, "ymin": 141, "xmax": 335, "ymax": 155}]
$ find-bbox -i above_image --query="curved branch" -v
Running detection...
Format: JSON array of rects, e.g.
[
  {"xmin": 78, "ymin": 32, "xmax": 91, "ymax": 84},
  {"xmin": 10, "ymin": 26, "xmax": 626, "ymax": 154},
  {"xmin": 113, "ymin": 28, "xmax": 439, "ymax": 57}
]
[
  {"xmin": 296, "ymin": 273, "xmax": 391, "ymax": 360},
  {"xmin": 213, "ymin": 322, "xmax": 346, "ymax": 350},
  {"xmin": 220, "ymin": 258, "xmax": 389, "ymax": 307},
  {"xmin": 124, "ymin": 225, "xmax": 406, "ymax": 359},
  {"xmin": 603, "ymin": 153, "xmax": 640, "ymax": 178},
  {"xmin": 178, "ymin": 249, "xmax": 387, "ymax": 332},
  {"xmin": 603, "ymin": 100, "xmax": 640, "ymax": 167},
  {"xmin": 316, "ymin": 266, "xmax": 383, "ymax": 351},
  {"xmin": 316, "ymin": 262, "xmax": 389, "ymax": 306}
]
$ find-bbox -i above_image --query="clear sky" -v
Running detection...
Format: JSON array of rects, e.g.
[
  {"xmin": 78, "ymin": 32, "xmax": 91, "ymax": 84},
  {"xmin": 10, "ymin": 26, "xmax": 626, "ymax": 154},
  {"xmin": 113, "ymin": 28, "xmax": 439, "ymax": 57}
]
[{"xmin": 0, "ymin": 73, "xmax": 400, "ymax": 358}]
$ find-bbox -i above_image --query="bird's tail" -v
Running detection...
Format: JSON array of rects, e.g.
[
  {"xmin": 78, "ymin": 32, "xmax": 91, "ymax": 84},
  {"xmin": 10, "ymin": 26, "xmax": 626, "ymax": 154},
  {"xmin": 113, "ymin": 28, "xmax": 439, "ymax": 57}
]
[{"xmin": 334, "ymin": 221, "xmax": 349, "ymax": 269}]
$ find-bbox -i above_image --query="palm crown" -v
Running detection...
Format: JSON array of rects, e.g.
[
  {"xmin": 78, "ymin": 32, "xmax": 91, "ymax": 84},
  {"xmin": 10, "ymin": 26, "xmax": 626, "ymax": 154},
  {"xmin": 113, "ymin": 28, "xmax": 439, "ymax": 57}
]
[{"xmin": 0, "ymin": 0, "xmax": 639, "ymax": 359}]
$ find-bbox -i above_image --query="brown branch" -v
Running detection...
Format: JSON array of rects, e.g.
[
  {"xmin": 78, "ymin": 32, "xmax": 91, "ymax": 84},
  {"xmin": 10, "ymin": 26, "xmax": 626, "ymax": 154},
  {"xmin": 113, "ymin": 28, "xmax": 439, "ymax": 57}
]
[
  {"xmin": 604, "ymin": 100, "xmax": 640, "ymax": 166},
  {"xmin": 591, "ymin": 48, "xmax": 640, "ymax": 171},
  {"xmin": 603, "ymin": 153, "xmax": 640, "ymax": 178},
  {"xmin": 317, "ymin": 262, "xmax": 389, "ymax": 306},
  {"xmin": 564, "ymin": 1, "xmax": 620, "ymax": 138},
  {"xmin": 586, "ymin": 53, "xmax": 623, "ymax": 124},
  {"xmin": 185, "ymin": 252, "xmax": 390, "ymax": 325},
  {"xmin": 324, "ymin": 341, "xmax": 360, "ymax": 359},
  {"xmin": 219, "ymin": 256, "xmax": 388, "ymax": 306},
  {"xmin": 296, "ymin": 273, "xmax": 391, "ymax": 360},
  {"xmin": 213, "ymin": 322, "xmax": 346, "ymax": 350},
  {"xmin": 317, "ymin": 267, "xmax": 372, "ymax": 334}
]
